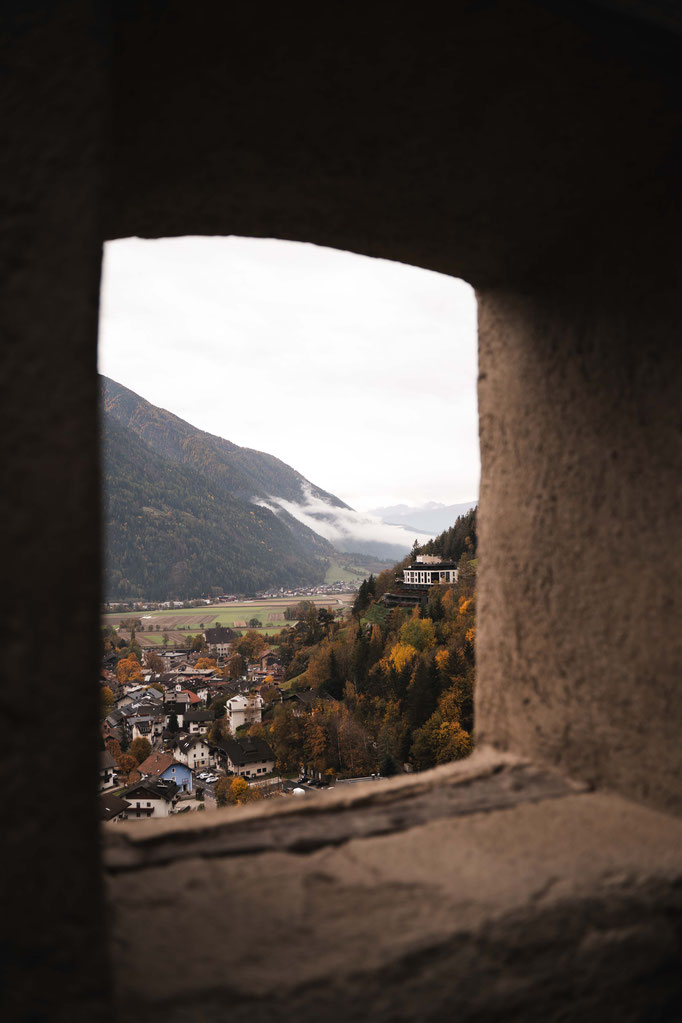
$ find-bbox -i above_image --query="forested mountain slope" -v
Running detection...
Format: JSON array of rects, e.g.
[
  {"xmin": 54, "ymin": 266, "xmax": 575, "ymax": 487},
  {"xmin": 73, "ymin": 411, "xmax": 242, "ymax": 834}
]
[
  {"xmin": 103, "ymin": 376, "xmax": 347, "ymax": 510},
  {"xmin": 101, "ymin": 377, "xmax": 342, "ymax": 599},
  {"xmin": 258, "ymin": 507, "xmax": 478, "ymax": 777}
]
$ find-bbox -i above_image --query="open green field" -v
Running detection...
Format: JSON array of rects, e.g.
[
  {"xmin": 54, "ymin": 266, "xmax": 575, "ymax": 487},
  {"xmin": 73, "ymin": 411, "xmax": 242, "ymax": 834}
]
[
  {"xmin": 324, "ymin": 557, "xmax": 371, "ymax": 586},
  {"xmin": 125, "ymin": 626, "xmax": 284, "ymax": 647},
  {"xmin": 104, "ymin": 594, "xmax": 354, "ymax": 638}
]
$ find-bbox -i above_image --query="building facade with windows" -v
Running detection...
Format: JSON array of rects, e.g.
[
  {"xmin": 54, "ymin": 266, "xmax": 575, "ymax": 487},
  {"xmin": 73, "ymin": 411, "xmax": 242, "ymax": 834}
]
[{"xmin": 403, "ymin": 555, "xmax": 458, "ymax": 586}]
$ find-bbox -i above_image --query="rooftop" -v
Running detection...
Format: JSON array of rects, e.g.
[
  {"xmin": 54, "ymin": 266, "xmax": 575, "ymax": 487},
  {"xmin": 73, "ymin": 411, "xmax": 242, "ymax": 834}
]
[
  {"xmin": 123, "ymin": 778, "xmax": 180, "ymax": 802},
  {"xmin": 214, "ymin": 736, "xmax": 274, "ymax": 765},
  {"xmin": 136, "ymin": 751, "xmax": 176, "ymax": 776},
  {"xmin": 98, "ymin": 793, "xmax": 131, "ymax": 822}
]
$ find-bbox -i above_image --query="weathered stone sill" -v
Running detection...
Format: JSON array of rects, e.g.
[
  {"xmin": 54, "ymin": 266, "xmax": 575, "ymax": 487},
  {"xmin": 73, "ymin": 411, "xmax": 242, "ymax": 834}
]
[
  {"xmin": 104, "ymin": 750, "xmax": 682, "ymax": 1021},
  {"xmin": 103, "ymin": 749, "xmax": 584, "ymax": 871}
]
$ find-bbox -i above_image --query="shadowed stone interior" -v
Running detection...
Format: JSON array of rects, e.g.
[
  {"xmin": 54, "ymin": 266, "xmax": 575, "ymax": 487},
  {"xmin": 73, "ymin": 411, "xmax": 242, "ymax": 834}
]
[{"xmin": 2, "ymin": 2, "xmax": 681, "ymax": 1020}]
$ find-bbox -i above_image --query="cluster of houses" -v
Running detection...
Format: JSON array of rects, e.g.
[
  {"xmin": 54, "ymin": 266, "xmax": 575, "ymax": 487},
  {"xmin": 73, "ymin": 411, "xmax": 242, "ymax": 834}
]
[
  {"xmin": 257, "ymin": 581, "xmax": 357, "ymax": 598},
  {"xmin": 99, "ymin": 633, "xmax": 333, "ymax": 824}
]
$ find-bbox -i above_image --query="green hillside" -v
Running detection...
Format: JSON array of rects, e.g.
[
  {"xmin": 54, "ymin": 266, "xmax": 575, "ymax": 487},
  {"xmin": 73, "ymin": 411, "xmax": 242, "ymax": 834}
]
[
  {"xmin": 101, "ymin": 378, "xmax": 345, "ymax": 599},
  {"xmin": 103, "ymin": 376, "xmax": 347, "ymax": 525}
]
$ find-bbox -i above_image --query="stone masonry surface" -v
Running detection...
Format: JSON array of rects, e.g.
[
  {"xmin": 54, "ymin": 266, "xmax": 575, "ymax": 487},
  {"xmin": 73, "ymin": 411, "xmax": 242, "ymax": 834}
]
[{"xmin": 104, "ymin": 751, "xmax": 682, "ymax": 1022}]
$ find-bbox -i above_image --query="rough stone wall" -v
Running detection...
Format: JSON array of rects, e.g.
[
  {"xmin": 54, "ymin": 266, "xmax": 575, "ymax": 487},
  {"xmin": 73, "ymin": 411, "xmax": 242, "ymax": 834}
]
[
  {"xmin": 1, "ymin": 4, "xmax": 111, "ymax": 1021},
  {"xmin": 102, "ymin": 0, "xmax": 682, "ymax": 810},
  {"xmin": 105, "ymin": 2, "xmax": 680, "ymax": 289},
  {"xmin": 476, "ymin": 277, "xmax": 682, "ymax": 813},
  {"xmin": 2, "ymin": 1, "xmax": 682, "ymax": 1019},
  {"xmin": 103, "ymin": 755, "xmax": 682, "ymax": 1023}
]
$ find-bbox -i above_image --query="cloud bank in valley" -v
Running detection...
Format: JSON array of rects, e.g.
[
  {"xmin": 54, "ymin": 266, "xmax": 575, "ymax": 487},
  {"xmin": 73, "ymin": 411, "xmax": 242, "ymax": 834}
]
[{"xmin": 255, "ymin": 485, "xmax": 432, "ymax": 556}]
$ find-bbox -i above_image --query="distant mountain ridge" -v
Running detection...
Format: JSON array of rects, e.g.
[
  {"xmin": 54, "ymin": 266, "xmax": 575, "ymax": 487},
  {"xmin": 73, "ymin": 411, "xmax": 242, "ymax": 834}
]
[
  {"xmin": 103, "ymin": 377, "xmax": 348, "ymax": 511},
  {"xmin": 101, "ymin": 377, "xmax": 343, "ymax": 599}
]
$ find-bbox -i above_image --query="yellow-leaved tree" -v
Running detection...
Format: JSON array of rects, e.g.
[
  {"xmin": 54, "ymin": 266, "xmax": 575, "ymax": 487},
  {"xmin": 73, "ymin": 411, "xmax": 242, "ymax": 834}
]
[
  {"xmin": 388, "ymin": 642, "xmax": 418, "ymax": 673},
  {"xmin": 230, "ymin": 777, "xmax": 250, "ymax": 804}
]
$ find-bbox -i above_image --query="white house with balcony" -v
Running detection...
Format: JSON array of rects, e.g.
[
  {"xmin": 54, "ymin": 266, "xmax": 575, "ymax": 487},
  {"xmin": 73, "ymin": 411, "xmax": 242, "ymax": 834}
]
[
  {"xmin": 225, "ymin": 693, "xmax": 263, "ymax": 734},
  {"xmin": 121, "ymin": 778, "xmax": 179, "ymax": 820}
]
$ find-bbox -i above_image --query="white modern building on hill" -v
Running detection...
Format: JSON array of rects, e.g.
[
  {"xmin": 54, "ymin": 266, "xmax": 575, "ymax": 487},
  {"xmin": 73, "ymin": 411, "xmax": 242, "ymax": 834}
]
[{"xmin": 403, "ymin": 555, "xmax": 458, "ymax": 586}]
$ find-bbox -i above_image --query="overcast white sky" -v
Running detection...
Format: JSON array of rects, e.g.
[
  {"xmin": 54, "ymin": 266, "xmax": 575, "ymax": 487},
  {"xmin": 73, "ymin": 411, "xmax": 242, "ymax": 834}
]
[{"xmin": 98, "ymin": 237, "xmax": 479, "ymax": 511}]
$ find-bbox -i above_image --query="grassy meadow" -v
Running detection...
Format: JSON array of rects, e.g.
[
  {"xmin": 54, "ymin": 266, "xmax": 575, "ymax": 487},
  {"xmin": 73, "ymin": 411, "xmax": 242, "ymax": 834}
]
[{"xmin": 104, "ymin": 594, "xmax": 355, "ymax": 647}]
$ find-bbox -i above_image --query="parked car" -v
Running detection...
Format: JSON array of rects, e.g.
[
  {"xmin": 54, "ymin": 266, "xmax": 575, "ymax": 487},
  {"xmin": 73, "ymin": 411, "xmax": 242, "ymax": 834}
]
[
  {"xmin": 204, "ymin": 774, "xmax": 219, "ymax": 784},
  {"xmin": 197, "ymin": 772, "xmax": 209, "ymax": 780}
]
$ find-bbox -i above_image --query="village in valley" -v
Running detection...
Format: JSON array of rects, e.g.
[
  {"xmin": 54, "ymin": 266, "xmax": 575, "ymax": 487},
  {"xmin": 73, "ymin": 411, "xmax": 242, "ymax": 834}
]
[
  {"xmin": 96, "ymin": 372, "xmax": 477, "ymax": 826},
  {"xmin": 98, "ymin": 547, "xmax": 469, "ymax": 825},
  {"xmin": 98, "ymin": 593, "xmax": 363, "ymax": 823}
]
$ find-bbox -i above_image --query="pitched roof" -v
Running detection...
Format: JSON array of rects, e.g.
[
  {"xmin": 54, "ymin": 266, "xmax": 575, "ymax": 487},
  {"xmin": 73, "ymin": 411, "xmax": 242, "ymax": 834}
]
[
  {"xmin": 99, "ymin": 750, "xmax": 117, "ymax": 770},
  {"xmin": 99, "ymin": 793, "xmax": 131, "ymax": 821},
  {"xmin": 137, "ymin": 751, "xmax": 176, "ymax": 776},
  {"xmin": 183, "ymin": 709, "xmax": 215, "ymax": 722},
  {"xmin": 123, "ymin": 778, "xmax": 180, "ymax": 802},
  {"xmin": 285, "ymin": 689, "xmax": 335, "ymax": 707},
  {"xmin": 174, "ymin": 734, "xmax": 208, "ymax": 752},
  {"xmin": 214, "ymin": 736, "xmax": 274, "ymax": 766},
  {"xmin": 227, "ymin": 693, "xmax": 250, "ymax": 707},
  {"xmin": 179, "ymin": 688, "xmax": 202, "ymax": 704}
]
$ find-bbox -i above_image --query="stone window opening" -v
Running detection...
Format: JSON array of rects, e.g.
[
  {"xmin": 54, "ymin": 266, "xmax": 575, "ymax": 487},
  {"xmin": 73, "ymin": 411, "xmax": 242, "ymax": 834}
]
[
  {"xmin": 6, "ymin": 5, "xmax": 682, "ymax": 1020},
  {"xmin": 99, "ymin": 232, "xmax": 480, "ymax": 812}
]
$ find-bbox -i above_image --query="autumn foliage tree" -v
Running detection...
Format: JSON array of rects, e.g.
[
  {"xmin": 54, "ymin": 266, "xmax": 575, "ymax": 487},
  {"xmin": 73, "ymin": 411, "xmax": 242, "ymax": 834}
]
[
  {"xmin": 116, "ymin": 753, "xmax": 139, "ymax": 784},
  {"xmin": 195, "ymin": 657, "xmax": 217, "ymax": 670},
  {"xmin": 100, "ymin": 685, "xmax": 114, "ymax": 719},
  {"xmin": 129, "ymin": 737, "xmax": 152, "ymax": 765},
  {"xmin": 223, "ymin": 652, "xmax": 245, "ymax": 680},
  {"xmin": 214, "ymin": 776, "xmax": 257, "ymax": 806},
  {"xmin": 116, "ymin": 655, "xmax": 143, "ymax": 686},
  {"xmin": 214, "ymin": 777, "xmax": 231, "ymax": 807},
  {"xmin": 105, "ymin": 738, "xmax": 122, "ymax": 762},
  {"xmin": 263, "ymin": 508, "xmax": 478, "ymax": 779},
  {"xmin": 229, "ymin": 777, "xmax": 251, "ymax": 804},
  {"xmin": 145, "ymin": 651, "xmax": 165, "ymax": 674},
  {"xmin": 234, "ymin": 630, "xmax": 266, "ymax": 662}
]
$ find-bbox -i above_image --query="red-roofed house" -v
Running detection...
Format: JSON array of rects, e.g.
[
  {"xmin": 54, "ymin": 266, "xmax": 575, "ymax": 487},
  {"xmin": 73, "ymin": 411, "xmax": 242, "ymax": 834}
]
[{"xmin": 137, "ymin": 750, "xmax": 194, "ymax": 793}]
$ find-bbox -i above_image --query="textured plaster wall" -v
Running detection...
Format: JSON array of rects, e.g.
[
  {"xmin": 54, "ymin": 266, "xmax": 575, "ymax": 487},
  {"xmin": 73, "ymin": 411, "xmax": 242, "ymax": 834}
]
[{"xmin": 476, "ymin": 279, "xmax": 682, "ymax": 812}]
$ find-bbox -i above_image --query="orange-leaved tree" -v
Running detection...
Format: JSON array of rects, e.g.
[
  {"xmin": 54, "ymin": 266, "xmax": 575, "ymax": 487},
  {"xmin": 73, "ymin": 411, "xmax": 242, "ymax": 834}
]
[
  {"xmin": 100, "ymin": 685, "xmax": 114, "ymax": 719},
  {"xmin": 229, "ymin": 777, "xmax": 251, "ymax": 804},
  {"xmin": 117, "ymin": 753, "xmax": 139, "ymax": 784},
  {"xmin": 116, "ymin": 655, "xmax": 143, "ymax": 686},
  {"xmin": 105, "ymin": 738, "xmax": 122, "ymax": 762},
  {"xmin": 234, "ymin": 630, "xmax": 266, "ymax": 662}
]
